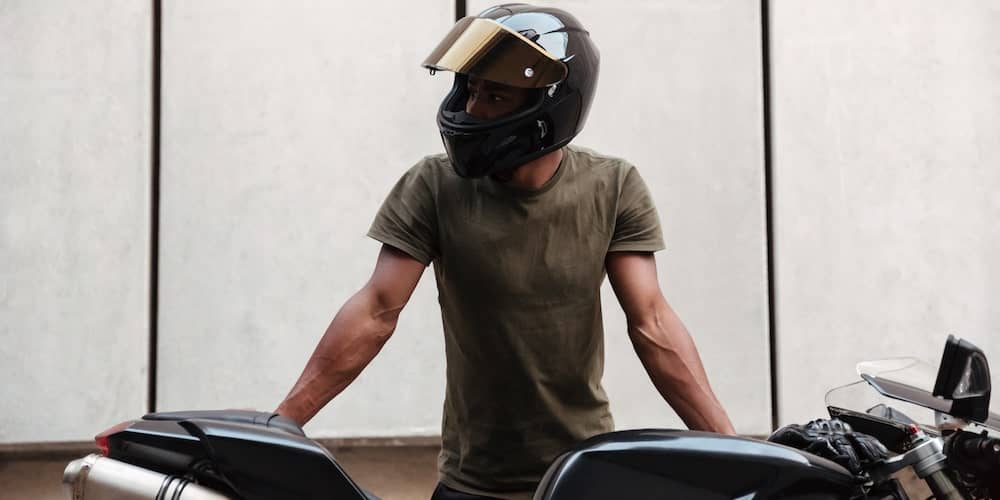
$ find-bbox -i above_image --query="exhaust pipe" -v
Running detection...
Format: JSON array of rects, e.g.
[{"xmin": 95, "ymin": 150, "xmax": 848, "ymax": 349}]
[{"xmin": 63, "ymin": 454, "xmax": 231, "ymax": 500}]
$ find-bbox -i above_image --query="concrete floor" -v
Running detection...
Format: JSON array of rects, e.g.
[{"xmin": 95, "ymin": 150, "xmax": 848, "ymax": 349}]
[{"xmin": 0, "ymin": 446, "xmax": 440, "ymax": 500}]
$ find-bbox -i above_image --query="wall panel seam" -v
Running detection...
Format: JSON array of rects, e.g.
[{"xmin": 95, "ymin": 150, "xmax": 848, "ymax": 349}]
[
  {"xmin": 148, "ymin": 0, "xmax": 162, "ymax": 414},
  {"xmin": 761, "ymin": 0, "xmax": 778, "ymax": 431}
]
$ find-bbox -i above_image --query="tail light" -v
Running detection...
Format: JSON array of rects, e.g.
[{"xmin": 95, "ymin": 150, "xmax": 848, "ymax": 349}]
[{"xmin": 94, "ymin": 420, "xmax": 137, "ymax": 456}]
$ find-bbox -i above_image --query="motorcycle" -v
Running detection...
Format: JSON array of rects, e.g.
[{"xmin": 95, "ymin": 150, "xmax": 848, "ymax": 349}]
[{"xmin": 63, "ymin": 335, "xmax": 1000, "ymax": 499}]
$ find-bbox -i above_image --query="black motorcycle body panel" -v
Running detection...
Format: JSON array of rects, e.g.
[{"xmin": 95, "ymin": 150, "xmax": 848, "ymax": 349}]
[
  {"xmin": 104, "ymin": 410, "xmax": 370, "ymax": 500},
  {"xmin": 105, "ymin": 418, "xmax": 208, "ymax": 473},
  {"xmin": 535, "ymin": 429, "xmax": 858, "ymax": 500},
  {"xmin": 180, "ymin": 419, "xmax": 368, "ymax": 500},
  {"xmin": 106, "ymin": 413, "xmax": 859, "ymax": 500}
]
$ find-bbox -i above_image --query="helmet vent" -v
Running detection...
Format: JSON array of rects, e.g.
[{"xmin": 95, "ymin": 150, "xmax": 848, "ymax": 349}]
[{"xmin": 519, "ymin": 29, "xmax": 541, "ymax": 42}]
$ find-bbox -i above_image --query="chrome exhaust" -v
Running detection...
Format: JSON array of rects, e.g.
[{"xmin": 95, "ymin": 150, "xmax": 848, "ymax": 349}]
[{"xmin": 63, "ymin": 454, "xmax": 231, "ymax": 500}]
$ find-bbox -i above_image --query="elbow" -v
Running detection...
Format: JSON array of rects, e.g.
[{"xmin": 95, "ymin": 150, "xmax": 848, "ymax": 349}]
[
  {"xmin": 364, "ymin": 308, "xmax": 399, "ymax": 347},
  {"xmin": 362, "ymin": 287, "xmax": 404, "ymax": 344},
  {"xmin": 369, "ymin": 316, "xmax": 397, "ymax": 345},
  {"xmin": 627, "ymin": 308, "xmax": 677, "ymax": 354},
  {"xmin": 629, "ymin": 323, "xmax": 676, "ymax": 360},
  {"xmin": 627, "ymin": 306, "xmax": 696, "ymax": 372}
]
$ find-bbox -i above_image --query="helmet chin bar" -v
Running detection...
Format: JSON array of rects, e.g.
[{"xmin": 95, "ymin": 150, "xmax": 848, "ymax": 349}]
[{"xmin": 441, "ymin": 110, "xmax": 489, "ymax": 127}]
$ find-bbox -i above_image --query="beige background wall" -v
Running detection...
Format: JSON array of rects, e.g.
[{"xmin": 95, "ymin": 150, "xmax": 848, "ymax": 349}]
[
  {"xmin": 155, "ymin": 0, "xmax": 455, "ymax": 437},
  {"xmin": 771, "ymin": 0, "xmax": 1000, "ymax": 424},
  {"xmin": 0, "ymin": 1, "xmax": 152, "ymax": 442}
]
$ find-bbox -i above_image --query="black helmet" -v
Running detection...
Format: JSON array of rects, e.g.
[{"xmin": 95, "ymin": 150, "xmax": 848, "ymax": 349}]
[{"xmin": 422, "ymin": 4, "xmax": 600, "ymax": 178}]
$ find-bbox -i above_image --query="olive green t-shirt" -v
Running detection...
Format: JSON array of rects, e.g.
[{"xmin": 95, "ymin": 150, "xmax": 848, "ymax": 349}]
[{"xmin": 367, "ymin": 145, "xmax": 664, "ymax": 499}]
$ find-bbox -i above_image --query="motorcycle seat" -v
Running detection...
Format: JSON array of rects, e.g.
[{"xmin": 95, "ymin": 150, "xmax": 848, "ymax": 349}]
[{"xmin": 142, "ymin": 409, "xmax": 305, "ymax": 436}]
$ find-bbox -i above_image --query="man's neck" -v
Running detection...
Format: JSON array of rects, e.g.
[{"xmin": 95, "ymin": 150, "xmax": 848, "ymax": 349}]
[{"xmin": 492, "ymin": 148, "xmax": 564, "ymax": 190}]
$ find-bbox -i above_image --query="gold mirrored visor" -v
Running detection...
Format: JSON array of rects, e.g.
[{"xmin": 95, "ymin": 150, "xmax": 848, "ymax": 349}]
[{"xmin": 422, "ymin": 17, "xmax": 567, "ymax": 89}]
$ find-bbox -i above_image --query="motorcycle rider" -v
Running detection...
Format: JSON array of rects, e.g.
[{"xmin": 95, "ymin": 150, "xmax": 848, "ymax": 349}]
[{"xmin": 277, "ymin": 4, "xmax": 735, "ymax": 499}]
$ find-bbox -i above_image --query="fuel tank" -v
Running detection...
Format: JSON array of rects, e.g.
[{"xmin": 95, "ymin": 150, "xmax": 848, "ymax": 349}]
[{"xmin": 534, "ymin": 429, "xmax": 857, "ymax": 500}]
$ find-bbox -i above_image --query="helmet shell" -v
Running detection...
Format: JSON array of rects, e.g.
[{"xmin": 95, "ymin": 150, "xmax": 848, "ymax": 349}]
[{"xmin": 426, "ymin": 4, "xmax": 600, "ymax": 177}]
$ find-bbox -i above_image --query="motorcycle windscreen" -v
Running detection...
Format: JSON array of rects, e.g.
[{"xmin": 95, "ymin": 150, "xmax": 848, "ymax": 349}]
[
  {"xmin": 858, "ymin": 358, "xmax": 1000, "ymax": 430},
  {"xmin": 422, "ymin": 16, "xmax": 567, "ymax": 89},
  {"xmin": 827, "ymin": 358, "xmax": 1000, "ymax": 433}
]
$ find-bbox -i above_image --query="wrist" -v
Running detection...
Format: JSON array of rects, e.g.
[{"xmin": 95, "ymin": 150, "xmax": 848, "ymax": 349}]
[{"xmin": 275, "ymin": 400, "xmax": 310, "ymax": 427}]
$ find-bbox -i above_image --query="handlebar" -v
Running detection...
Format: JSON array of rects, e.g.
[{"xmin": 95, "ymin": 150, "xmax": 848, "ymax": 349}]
[{"xmin": 953, "ymin": 433, "xmax": 1000, "ymax": 465}]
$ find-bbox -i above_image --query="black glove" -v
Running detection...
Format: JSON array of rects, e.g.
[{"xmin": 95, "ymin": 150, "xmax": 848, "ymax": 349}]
[{"xmin": 768, "ymin": 418, "xmax": 888, "ymax": 476}]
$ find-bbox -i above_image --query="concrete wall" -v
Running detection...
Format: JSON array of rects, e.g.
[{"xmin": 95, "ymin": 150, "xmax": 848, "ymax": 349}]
[
  {"xmin": 0, "ymin": 1, "xmax": 151, "ymax": 442},
  {"xmin": 155, "ymin": 0, "xmax": 454, "ymax": 437},
  {"xmin": 771, "ymin": 0, "xmax": 1000, "ymax": 424}
]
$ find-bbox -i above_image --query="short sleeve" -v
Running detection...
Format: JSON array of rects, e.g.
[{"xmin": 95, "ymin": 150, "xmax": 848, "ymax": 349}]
[
  {"xmin": 608, "ymin": 166, "xmax": 665, "ymax": 253},
  {"xmin": 367, "ymin": 160, "xmax": 439, "ymax": 265}
]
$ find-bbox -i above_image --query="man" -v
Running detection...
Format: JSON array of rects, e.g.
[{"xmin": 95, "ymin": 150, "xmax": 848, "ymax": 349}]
[{"xmin": 277, "ymin": 4, "xmax": 734, "ymax": 499}]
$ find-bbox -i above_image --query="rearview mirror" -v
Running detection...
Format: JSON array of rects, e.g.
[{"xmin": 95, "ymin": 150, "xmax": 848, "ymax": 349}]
[{"xmin": 933, "ymin": 335, "xmax": 991, "ymax": 422}]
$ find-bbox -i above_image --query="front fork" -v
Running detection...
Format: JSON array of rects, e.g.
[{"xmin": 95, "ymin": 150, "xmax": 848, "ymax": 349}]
[{"xmin": 868, "ymin": 428, "xmax": 965, "ymax": 500}]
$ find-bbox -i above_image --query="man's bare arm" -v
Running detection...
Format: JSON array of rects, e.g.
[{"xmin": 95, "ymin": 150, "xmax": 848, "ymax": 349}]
[
  {"xmin": 605, "ymin": 251, "xmax": 736, "ymax": 435},
  {"xmin": 275, "ymin": 245, "xmax": 427, "ymax": 426}
]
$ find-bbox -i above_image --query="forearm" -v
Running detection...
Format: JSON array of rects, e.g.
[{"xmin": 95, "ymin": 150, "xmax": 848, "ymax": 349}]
[
  {"xmin": 629, "ymin": 301, "xmax": 736, "ymax": 435},
  {"xmin": 276, "ymin": 287, "xmax": 400, "ymax": 426}
]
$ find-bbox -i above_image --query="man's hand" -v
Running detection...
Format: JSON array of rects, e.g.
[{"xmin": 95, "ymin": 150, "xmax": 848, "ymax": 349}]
[
  {"xmin": 768, "ymin": 419, "xmax": 888, "ymax": 476},
  {"xmin": 605, "ymin": 251, "xmax": 736, "ymax": 435},
  {"xmin": 276, "ymin": 245, "xmax": 426, "ymax": 426}
]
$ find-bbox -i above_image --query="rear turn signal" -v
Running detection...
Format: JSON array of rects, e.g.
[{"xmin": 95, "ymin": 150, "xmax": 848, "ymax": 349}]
[{"xmin": 94, "ymin": 420, "xmax": 136, "ymax": 456}]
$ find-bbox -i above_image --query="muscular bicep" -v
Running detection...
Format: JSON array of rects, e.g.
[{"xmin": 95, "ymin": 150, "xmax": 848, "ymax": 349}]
[
  {"xmin": 363, "ymin": 244, "xmax": 428, "ymax": 317},
  {"xmin": 605, "ymin": 251, "xmax": 664, "ymax": 320}
]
